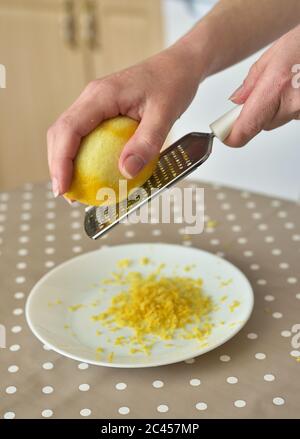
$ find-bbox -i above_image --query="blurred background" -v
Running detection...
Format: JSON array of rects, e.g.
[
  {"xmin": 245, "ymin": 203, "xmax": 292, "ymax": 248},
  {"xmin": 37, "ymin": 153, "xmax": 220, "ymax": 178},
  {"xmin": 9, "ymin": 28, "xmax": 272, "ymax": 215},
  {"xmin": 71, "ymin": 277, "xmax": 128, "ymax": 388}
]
[{"xmin": 0, "ymin": 0, "xmax": 299, "ymax": 200}]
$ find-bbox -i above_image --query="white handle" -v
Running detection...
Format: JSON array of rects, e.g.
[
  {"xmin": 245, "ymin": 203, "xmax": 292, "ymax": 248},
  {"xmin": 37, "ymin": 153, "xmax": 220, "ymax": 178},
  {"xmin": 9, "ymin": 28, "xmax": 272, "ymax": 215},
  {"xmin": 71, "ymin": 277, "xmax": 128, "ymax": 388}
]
[{"xmin": 209, "ymin": 105, "xmax": 243, "ymax": 141}]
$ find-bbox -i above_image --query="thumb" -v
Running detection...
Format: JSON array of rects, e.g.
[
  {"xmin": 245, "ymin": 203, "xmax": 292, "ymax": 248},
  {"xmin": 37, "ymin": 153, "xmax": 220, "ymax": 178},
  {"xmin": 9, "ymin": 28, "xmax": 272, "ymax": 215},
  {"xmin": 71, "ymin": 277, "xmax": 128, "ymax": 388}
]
[{"xmin": 119, "ymin": 106, "xmax": 172, "ymax": 179}]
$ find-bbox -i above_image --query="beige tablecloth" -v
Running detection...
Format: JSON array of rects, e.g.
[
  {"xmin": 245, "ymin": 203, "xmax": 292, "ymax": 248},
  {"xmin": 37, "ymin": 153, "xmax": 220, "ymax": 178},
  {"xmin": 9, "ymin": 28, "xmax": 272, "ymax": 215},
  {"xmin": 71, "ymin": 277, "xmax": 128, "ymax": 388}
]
[{"xmin": 0, "ymin": 180, "xmax": 299, "ymax": 419}]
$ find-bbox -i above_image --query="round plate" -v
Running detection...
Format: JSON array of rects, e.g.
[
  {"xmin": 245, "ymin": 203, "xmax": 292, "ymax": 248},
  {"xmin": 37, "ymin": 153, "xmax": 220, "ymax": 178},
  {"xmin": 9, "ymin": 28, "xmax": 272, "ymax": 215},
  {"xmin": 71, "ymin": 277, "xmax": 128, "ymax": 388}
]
[{"xmin": 26, "ymin": 243, "xmax": 254, "ymax": 368}]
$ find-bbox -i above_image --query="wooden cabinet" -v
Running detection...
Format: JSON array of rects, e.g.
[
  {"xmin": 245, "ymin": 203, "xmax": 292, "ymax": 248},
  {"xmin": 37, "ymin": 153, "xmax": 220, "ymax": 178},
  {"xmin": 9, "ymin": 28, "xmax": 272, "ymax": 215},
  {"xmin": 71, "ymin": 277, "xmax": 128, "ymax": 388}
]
[{"xmin": 0, "ymin": 0, "xmax": 163, "ymax": 190}]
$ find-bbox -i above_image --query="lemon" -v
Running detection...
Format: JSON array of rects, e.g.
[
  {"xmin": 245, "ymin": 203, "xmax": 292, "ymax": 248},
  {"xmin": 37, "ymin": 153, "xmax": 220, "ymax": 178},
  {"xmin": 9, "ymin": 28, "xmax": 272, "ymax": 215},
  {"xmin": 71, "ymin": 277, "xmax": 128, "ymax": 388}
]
[{"xmin": 64, "ymin": 116, "xmax": 158, "ymax": 206}]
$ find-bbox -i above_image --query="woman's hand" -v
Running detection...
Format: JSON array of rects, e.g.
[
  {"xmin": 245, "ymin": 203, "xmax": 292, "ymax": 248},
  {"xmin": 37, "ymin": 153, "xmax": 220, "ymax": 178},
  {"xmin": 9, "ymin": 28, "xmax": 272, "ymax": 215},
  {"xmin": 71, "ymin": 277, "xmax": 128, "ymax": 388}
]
[
  {"xmin": 226, "ymin": 24, "xmax": 300, "ymax": 147},
  {"xmin": 47, "ymin": 45, "xmax": 202, "ymax": 197}
]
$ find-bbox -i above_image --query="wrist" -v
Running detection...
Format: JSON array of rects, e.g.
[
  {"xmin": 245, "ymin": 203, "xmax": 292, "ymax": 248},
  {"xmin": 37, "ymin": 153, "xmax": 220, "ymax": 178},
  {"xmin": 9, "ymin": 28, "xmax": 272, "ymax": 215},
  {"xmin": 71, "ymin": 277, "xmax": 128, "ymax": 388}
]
[{"xmin": 169, "ymin": 21, "xmax": 217, "ymax": 83}]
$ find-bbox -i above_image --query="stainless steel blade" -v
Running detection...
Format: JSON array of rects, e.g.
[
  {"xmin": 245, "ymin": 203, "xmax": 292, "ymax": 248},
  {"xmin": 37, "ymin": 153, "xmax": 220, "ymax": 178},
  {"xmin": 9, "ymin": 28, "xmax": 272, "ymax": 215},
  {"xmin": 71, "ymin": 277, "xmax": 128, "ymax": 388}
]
[{"xmin": 84, "ymin": 132, "xmax": 213, "ymax": 240}]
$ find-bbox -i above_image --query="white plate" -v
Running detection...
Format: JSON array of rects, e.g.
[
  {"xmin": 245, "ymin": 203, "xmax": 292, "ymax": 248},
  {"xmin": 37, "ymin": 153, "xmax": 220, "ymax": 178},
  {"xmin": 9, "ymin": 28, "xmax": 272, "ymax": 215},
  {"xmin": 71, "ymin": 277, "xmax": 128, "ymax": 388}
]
[{"xmin": 26, "ymin": 243, "xmax": 254, "ymax": 368}]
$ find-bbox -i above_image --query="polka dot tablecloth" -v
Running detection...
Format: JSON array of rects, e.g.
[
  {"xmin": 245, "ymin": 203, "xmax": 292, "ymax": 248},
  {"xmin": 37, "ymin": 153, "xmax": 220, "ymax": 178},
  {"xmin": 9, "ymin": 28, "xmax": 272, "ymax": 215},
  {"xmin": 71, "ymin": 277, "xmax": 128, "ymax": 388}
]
[{"xmin": 0, "ymin": 180, "xmax": 300, "ymax": 419}]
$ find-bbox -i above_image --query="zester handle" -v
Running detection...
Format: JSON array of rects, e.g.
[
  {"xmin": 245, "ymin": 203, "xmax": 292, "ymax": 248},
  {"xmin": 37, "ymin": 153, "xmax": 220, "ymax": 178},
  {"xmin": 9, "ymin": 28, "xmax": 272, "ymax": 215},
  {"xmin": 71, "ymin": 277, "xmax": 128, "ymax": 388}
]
[{"xmin": 210, "ymin": 105, "xmax": 243, "ymax": 141}]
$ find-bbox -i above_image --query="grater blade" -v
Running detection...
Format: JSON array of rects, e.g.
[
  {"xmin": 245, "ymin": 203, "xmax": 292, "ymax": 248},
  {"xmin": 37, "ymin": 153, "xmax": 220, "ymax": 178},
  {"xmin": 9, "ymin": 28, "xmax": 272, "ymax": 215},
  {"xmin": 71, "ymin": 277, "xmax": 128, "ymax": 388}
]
[{"xmin": 84, "ymin": 132, "xmax": 213, "ymax": 240}]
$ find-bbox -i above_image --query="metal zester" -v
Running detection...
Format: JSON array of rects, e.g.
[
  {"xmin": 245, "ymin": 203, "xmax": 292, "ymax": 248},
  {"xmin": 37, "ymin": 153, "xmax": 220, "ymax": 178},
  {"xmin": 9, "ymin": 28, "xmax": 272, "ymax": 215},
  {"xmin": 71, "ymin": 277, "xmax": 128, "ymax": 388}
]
[{"xmin": 84, "ymin": 106, "xmax": 242, "ymax": 240}]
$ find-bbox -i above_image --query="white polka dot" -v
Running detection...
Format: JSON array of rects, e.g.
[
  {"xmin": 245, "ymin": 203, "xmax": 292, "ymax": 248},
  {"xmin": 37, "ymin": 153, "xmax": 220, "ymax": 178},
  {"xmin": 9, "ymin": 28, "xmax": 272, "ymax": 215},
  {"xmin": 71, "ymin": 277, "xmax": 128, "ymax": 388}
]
[
  {"xmin": 42, "ymin": 362, "xmax": 54, "ymax": 370},
  {"xmin": 226, "ymin": 214, "xmax": 236, "ymax": 221},
  {"xmin": 273, "ymin": 397, "xmax": 285, "ymax": 406},
  {"xmin": 252, "ymin": 212, "xmax": 262, "ymax": 220},
  {"xmin": 45, "ymin": 235, "xmax": 55, "ymax": 242},
  {"xmin": 4, "ymin": 412, "xmax": 15, "ymax": 419},
  {"xmin": 118, "ymin": 406, "xmax": 130, "ymax": 415},
  {"xmin": 216, "ymin": 192, "xmax": 226, "ymax": 200},
  {"xmin": 8, "ymin": 365, "xmax": 19, "ymax": 373},
  {"xmin": 42, "ymin": 386, "xmax": 54, "ymax": 394},
  {"xmin": 18, "ymin": 248, "xmax": 28, "ymax": 256},
  {"xmin": 290, "ymin": 350, "xmax": 300, "ymax": 358},
  {"xmin": 189, "ymin": 379, "xmax": 201, "ymax": 387},
  {"xmin": 45, "ymin": 223, "xmax": 55, "ymax": 230},
  {"xmin": 71, "ymin": 233, "xmax": 81, "ymax": 241},
  {"xmin": 20, "ymin": 213, "xmax": 31, "ymax": 221},
  {"xmin": 284, "ymin": 222, "xmax": 294, "ymax": 229},
  {"xmin": 220, "ymin": 355, "xmax": 231, "ymax": 362},
  {"xmin": 79, "ymin": 384, "xmax": 90, "ymax": 392},
  {"xmin": 237, "ymin": 237, "xmax": 247, "ymax": 244},
  {"xmin": 271, "ymin": 200, "xmax": 281, "ymax": 207},
  {"xmin": 226, "ymin": 376, "xmax": 238, "ymax": 384},
  {"xmin": 247, "ymin": 333, "xmax": 258, "ymax": 340},
  {"xmin": 20, "ymin": 224, "xmax": 30, "ymax": 233},
  {"xmin": 250, "ymin": 264, "xmax": 260, "ymax": 270},
  {"xmin": 271, "ymin": 249, "xmax": 282, "ymax": 256},
  {"xmin": 264, "ymin": 236, "xmax": 275, "ymax": 243},
  {"xmin": 14, "ymin": 292, "xmax": 25, "ymax": 299},
  {"xmin": 264, "ymin": 295, "xmax": 274, "ymax": 302},
  {"xmin": 277, "ymin": 211, "xmax": 287, "ymax": 218},
  {"xmin": 257, "ymin": 279, "xmax": 267, "ymax": 285},
  {"xmin": 246, "ymin": 201, "xmax": 256, "ymax": 209},
  {"xmin": 157, "ymin": 404, "xmax": 168, "ymax": 413},
  {"xmin": 9, "ymin": 344, "xmax": 20, "ymax": 352},
  {"xmin": 243, "ymin": 250, "xmax": 253, "ymax": 257},
  {"xmin": 221, "ymin": 202, "xmax": 231, "ymax": 210},
  {"xmin": 115, "ymin": 382, "xmax": 127, "ymax": 390},
  {"xmin": 195, "ymin": 402, "xmax": 207, "ymax": 411},
  {"xmin": 125, "ymin": 230, "xmax": 135, "ymax": 238},
  {"xmin": 292, "ymin": 234, "xmax": 300, "ymax": 241},
  {"xmin": 42, "ymin": 409, "xmax": 53, "ymax": 418},
  {"xmin": 18, "ymin": 236, "xmax": 29, "ymax": 244},
  {"xmin": 6, "ymin": 386, "xmax": 17, "ymax": 394},
  {"xmin": 78, "ymin": 362, "xmax": 89, "ymax": 370},
  {"xmin": 71, "ymin": 222, "xmax": 81, "ymax": 229},
  {"xmin": 184, "ymin": 358, "xmax": 195, "ymax": 364},
  {"xmin": 11, "ymin": 326, "xmax": 22, "ymax": 333},
  {"xmin": 151, "ymin": 229, "xmax": 162, "ymax": 236},
  {"xmin": 287, "ymin": 277, "xmax": 298, "ymax": 284},
  {"xmin": 279, "ymin": 262, "xmax": 289, "ymax": 269},
  {"xmin": 215, "ymin": 251, "xmax": 225, "ymax": 258},
  {"xmin": 43, "ymin": 344, "xmax": 52, "ymax": 351},
  {"xmin": 46, "ymin": 212, "xmax": 56, "ymax": 219},
  {"xmin": 45, "ymin": 247, "xmax": 55, "ymax": 255},
  {"xmin": 234, "ymin": 400, "xmax": 246, "ymax": 408},
  {"xmin": 241, "ymin": 191, "xmax": 250, "ymax": 198},
  {"xmin": 71, "ymin": 210, "xmax": 81, "ymax": 218},
  {"xmin": 15, "ymin": 276, "xmax": 25, "ymax": 284},
  {"xmin": 152, "ymin": 380, "xmax": 164, "ymax": 389},
  {"xmin": 210, "ymin": 239, "xmax": 220, "ymax": 246},
  {"xmin": 16, "ymin": 262, "xmax": 27, "ymax": 270},
  {"xmin": 281, "ymin": 330, "xmax": 291, "ymax": 337},
  {"xmin": 231, "ymin": 225, "xmax": 241, "ymax": 232},
  {"xmin": 72, "ymin": 246, "xmax": 82, "ymax": 253},
  {"xmin": 45, "ymin": 261, "xmax": 55, "ymax": 268},
  {"xmin": 21, "ymin": 202, "xmax": 31, "ymax": 210},
  {"xmin": 22, "ymin": 192, "xmax": 33, "ymax": 200},
  {"xmin": 80, "ymin": 408, "xmax": 91, "ymax": 417},
  {"xmin": 272, "ymin": 312, "xmax": 282, "ymax": 319},
  {"xmin": 13, "ymin": 308, "xmax": 23, "ymax": 316},
  {"xmin": 257, "ymin": 223, "xmax": 268, "ymax": 231},
  {"xmin": 255, "ymin": 353, "xmax": 266, "ymax": 360},
  {"xmin": 264, "ymin": 374, "xmax": 275, "ymax": 382},
  {"xmin": 46, "ymin": 201, "xmax": 55, "ymax": 209},
  {"xmin": 296, "ymin": 293, "xmax": 300, "ymax": 300}
]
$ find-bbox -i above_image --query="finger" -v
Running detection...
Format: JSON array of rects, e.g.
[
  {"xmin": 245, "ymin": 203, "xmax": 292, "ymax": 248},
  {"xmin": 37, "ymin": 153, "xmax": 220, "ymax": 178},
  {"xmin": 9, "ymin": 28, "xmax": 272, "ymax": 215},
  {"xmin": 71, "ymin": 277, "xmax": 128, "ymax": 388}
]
[
  {"xmin": 265, "ymin": 86, "xmax": 300, "ymax": 129},
  {"xmin": 229, "ymin": 51, "xmax": 272, "ymax": 104},
  {"xmin": 119, "ymin": 102, "xmax": 173, "ymax": 178},
  {"xmin": 225, "ymin": 76, "xmax": 280, "ymax": 147},
  {"xmin": 47, "ymin": 80, "xmax": 119, "ymax": 195}
]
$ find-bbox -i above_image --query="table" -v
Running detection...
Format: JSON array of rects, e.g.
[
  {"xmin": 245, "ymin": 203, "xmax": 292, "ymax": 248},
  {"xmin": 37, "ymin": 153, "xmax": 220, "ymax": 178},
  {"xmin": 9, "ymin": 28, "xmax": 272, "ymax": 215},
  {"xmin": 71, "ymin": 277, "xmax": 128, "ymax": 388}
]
[{"xmin": 0, "ymin": 180, "xmax": 299, "ymax": 419}]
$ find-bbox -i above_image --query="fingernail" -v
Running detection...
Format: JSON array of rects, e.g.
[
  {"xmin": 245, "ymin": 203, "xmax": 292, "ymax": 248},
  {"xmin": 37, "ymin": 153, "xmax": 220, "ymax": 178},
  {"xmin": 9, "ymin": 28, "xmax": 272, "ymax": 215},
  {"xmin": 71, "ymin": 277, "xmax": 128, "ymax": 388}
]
[
  {"xmin": 229, "ymin": 84, "xmax": 243, "ymax": 101},
  {"xmin": 52, "ymin": 178, "xmax": 60, "ymax": 198},
  {"xmin": 122, "ymin": 154, "xmax": 145, "ymax": 179},
  {"xmin": 63, "ymin": 196, "xmax": 74, "ymax": 205}
]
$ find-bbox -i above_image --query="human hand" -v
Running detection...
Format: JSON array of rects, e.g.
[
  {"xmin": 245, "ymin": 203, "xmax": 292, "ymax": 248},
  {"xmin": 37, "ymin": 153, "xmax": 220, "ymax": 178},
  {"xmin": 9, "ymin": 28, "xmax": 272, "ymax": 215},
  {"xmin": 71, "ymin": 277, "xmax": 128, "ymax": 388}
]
[
  {"xmin": 226, "ymin": 24, "xmax": 300, "ymax": 147},
  {"xmin": 47, "ymin": 45, "xmax": 203, "ymax": 197}
]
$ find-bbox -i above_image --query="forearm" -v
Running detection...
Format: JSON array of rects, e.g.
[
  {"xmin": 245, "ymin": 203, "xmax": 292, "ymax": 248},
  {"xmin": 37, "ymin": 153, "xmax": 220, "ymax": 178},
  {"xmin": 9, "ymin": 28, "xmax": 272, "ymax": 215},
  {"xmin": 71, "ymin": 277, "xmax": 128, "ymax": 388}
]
[{"xmin": 170, "ymin": 0, "xmax": 300, "ymax": 81}]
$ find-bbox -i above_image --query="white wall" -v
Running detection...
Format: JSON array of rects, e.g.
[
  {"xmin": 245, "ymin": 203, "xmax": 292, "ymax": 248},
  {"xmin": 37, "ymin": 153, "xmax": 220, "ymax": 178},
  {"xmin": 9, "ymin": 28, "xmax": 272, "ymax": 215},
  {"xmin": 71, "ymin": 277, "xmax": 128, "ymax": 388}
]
[{"xmin": 162, "ymin": 0, "xmax": 300, "ymax": 201}]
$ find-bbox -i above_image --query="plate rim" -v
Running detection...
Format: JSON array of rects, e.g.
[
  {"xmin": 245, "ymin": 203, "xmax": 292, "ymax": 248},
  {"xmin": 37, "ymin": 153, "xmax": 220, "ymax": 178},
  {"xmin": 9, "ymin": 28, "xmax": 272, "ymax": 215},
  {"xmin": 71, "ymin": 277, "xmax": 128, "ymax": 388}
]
[{"xmin": 26, "ymin": 243, "xmax": 254, "ymax": 368}]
